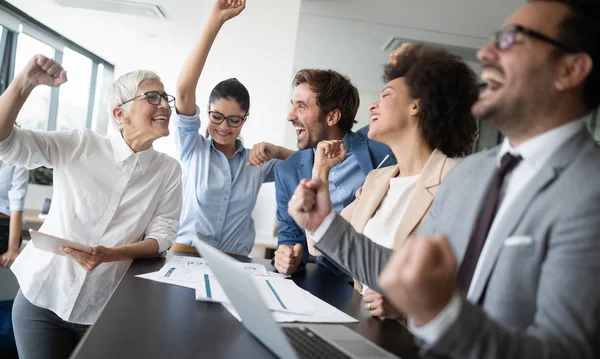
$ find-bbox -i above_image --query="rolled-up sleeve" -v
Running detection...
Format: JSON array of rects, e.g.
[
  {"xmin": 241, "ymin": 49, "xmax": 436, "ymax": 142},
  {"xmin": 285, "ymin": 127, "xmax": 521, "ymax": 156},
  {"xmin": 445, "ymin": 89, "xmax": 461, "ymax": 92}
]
[
  {"xmin": 143, "ymin": 159, "xmax": 183, "ymax": 252},
  {"xmin": 8, "ymin": 166, "xmax": 29, "ymax": 212}
]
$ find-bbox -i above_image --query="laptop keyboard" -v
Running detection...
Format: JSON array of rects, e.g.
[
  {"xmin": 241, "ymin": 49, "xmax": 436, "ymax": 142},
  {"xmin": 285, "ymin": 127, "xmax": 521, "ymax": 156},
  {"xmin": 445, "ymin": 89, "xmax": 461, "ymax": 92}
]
[{"xmin": 283, "ymin": 327, "xmax": 351, "ymax": 359}]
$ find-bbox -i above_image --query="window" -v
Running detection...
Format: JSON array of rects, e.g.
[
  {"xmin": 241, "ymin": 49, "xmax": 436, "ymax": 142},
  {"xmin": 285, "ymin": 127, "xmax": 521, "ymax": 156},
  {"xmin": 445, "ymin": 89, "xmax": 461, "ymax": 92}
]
[
  {"xmin": 475, "ymin": 120, "xmax": 502, "ymax": 152},
  {"xmin": 0, "ymin": 3, "xmax": 114, "ymax": 134},
  {"xmin": 14, "ymin": 33, "xmax": 54, "ymax": 131},
  {"xmin": 56, "ymin": 48, "xmax": 93, "ymax": 130}
]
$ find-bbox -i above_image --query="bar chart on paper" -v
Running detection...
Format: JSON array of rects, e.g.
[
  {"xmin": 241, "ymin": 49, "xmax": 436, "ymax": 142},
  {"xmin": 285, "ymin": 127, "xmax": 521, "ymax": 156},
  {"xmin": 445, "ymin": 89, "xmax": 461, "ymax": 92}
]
[
  {"xmin": 195, "ymin": 274, "xmax": 315, "ymax": 315},
  {"xmin": 136, "ymin": 256, "xmax": 271, "ymax": 289}
]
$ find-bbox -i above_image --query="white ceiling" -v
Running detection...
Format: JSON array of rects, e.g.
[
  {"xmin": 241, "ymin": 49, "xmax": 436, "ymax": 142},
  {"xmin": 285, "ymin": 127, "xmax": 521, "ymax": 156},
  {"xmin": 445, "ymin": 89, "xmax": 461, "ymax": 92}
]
[{"xmin": 6, "ymin": 0, "xmax": 525, "ymax": 93}]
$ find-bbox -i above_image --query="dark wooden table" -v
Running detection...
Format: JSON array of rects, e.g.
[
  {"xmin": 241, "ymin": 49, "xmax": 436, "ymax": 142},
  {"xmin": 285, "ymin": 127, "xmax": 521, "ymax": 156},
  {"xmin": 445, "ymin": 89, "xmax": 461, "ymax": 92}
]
[{"xmin": 70, "ymin": 252, "xmax": 419, "ymax": 359}]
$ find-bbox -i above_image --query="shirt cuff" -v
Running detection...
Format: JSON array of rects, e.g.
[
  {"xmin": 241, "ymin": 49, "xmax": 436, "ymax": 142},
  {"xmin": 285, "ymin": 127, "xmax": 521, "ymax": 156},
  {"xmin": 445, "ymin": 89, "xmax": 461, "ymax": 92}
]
[
  {"xmin": 408, "ymin": 293, "xmax": 462, "ymax": 344},
  {"xmin": 172, "ymin": 105, "xmax": 201, "ymax": 128},
  {"xmin": 8, "ymin": 199, "xmax": 25, "ymax": 212},
  {"xmin": 311, "ymin": 210, "xmax": 336, "ymax": 243}
]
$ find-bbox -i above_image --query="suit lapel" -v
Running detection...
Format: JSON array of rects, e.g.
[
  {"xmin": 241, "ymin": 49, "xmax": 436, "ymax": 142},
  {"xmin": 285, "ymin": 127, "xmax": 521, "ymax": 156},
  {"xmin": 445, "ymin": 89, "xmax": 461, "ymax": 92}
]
[
  {"xmin": 393, "ymin": 150, "xmax": 449, "ymax": 248},
  {"xmin": 352, "ymin": 166, "xmax": 398, "ymax": 232},
  {"xmin": 468, "ymin": 166, "xmax": 557, "ymax": 302},
  {"xmin": 347, "ymin": 131, "xmax": 374, "ymax": 175},
  {"xmin": 469, "ymin": 127, "xmax": 593, "ymax": 303}
]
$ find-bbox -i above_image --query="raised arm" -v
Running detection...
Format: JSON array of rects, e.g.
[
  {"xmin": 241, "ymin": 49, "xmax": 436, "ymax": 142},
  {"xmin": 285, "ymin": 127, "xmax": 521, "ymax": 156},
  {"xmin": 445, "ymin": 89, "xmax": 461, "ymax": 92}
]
[
  {"xmin": 175, "ymin": 0, "xmax": 246, "ymax": 116},
  {"xmin": 0, "ymin": 55, "xmax": 67, "ymax": 141},
  {"xmin": 312, "ymin": 140, "xmax": 347, "ymax": 181}
]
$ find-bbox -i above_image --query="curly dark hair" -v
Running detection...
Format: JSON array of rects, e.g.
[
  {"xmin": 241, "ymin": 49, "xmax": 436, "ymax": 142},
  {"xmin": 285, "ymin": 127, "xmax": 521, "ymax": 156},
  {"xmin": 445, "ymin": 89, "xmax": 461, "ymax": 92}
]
[
  {"xmin": 529, "ymin": 0, "xmax": 600, "ymax": 111},
  {"xmin": 293, "ymin": 69, "xmax": 359, "ymax": 133},
  {"xmin": 383, "ymin": 44, "xmax": 479, "ymax": 157}
]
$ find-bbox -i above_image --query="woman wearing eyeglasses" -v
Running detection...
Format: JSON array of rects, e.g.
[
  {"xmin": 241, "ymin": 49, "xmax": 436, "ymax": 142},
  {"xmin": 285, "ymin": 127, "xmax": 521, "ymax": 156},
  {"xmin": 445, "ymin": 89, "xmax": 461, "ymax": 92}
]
[
  {"xmin": 0, "ymin": 55, "xmax": 182, "ymax": 359},
  {"xmin": 170, "ymin": 0, "xmax": 294, "ymax": 256}
]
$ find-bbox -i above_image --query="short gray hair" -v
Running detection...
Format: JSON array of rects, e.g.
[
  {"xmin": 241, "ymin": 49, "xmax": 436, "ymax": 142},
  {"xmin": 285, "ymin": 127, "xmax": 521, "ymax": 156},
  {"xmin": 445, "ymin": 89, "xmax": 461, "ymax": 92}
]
[{"xmin": 105, "ymin": 70, "xmax": 161, "ymax": 131}]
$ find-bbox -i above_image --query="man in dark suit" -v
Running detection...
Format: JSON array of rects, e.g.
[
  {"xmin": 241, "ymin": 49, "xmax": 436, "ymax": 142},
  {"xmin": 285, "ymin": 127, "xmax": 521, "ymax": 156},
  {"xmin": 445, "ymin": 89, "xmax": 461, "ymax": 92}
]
[
  {"xmin": 273, "ymin": 69, "xmax": 394, "ymax": 275},
  {"xmin": 288, "ymin": 1, "xmax": 600, "ymax": 358}
]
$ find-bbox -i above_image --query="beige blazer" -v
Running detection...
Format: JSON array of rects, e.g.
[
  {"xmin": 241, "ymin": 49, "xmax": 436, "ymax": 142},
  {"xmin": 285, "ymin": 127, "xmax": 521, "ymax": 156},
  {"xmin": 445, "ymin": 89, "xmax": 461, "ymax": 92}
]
[{"xmin": 307, "ymin": 149, "xmax": 456, "ymax": 292}]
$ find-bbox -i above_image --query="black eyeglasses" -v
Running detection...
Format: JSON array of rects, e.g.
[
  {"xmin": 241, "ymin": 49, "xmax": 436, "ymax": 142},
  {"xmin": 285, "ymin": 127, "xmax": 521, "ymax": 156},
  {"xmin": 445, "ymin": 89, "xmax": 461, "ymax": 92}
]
[
  {"xmin": 120, "ymin": 91, "xmax": 176, "ymax": 108},
  {"xmin": 495, "ymin": 25, "xmax": 577, "ymax": 53},
  {"xmin": 208, "ymin": 110, "xmax": 247, "ymax": 128}
]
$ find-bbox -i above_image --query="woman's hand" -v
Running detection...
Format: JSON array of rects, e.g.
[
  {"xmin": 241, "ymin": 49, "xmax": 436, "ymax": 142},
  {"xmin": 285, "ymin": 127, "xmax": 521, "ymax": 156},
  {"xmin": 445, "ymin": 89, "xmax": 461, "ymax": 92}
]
[
  {"xmin": 0, "ymin": 248, "xmax": 19, "ymax": 268},
  {"xmin": 213, "ymin": 0, "xmax": 246, "ymax": 24},
  {"xmin": 61, "ymin": 245, "xmax": 114, "ymax": 272},
  {"xmin": 363, "ymin": 288, "xmax": 405, "ymax": 320},
  {"xmin": 18, "ymin": 55, "xmax": 68, "ymax": 90}
]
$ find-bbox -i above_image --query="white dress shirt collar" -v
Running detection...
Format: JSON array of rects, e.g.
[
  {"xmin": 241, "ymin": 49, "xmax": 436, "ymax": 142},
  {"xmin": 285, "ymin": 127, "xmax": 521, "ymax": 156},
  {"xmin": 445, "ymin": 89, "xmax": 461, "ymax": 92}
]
[
  {"xmin": 496, "ymin": 119, "xmax": 585, "ymax": 171},
  {"xmin": 109, "ymin": 132, "xmax": 156, "ymax": 175}
]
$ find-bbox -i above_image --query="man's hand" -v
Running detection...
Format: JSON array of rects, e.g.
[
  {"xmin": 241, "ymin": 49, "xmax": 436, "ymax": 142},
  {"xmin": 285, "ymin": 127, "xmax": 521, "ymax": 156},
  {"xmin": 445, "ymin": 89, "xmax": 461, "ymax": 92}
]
[
  {"xmin": 313, "ymin": 140, "xmax": 347, "ymax": 180},
  {"xmin": 389, "ymin": 42, "xmax": 415, "ymax": 65},
  {"xmin": 288, "ymin": 178, "xmax": 333, "ymax": 233},
  {"xmin": 213, "ymin": 0, "xmax": 246, "ymax": 24},
  {"xmin": 363, "ymin": 288, "xmax": 405, "ymax": 320},
  {"xmin": 378, "ymin": 234, "xmax": 457, "ymax": 327},
  {"xmin": 62, "ymin": 245, "xmax": 114, "ymax": 272},
  {"xmin": 274, "ymin": 243, "xmax": 303, "ymax": 274},
  {"xmin": 0, "ymin": 249, "xmax": 19, "ymax": 268},
  {"xmin": 18, "ymin": 55, "xmax": 68, "ymax": 90},
  {"xmin": 247, "ymin": 142, "xmax": 278, "ymax": 167}
]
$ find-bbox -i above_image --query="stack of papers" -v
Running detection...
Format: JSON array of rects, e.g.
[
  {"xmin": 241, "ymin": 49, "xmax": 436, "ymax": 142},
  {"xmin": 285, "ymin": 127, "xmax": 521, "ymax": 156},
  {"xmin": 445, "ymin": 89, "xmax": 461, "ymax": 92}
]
[{"xmin": 136, "ymin": 255, "xmax": 357, "ymax": 324}]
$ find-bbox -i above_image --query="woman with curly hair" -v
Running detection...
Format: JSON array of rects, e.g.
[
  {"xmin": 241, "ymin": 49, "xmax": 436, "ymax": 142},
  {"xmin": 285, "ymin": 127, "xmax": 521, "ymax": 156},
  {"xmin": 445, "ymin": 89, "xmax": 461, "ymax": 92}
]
[{"xmin": 308, "ymin": 43, "xmax": 479, "ymax": 319}]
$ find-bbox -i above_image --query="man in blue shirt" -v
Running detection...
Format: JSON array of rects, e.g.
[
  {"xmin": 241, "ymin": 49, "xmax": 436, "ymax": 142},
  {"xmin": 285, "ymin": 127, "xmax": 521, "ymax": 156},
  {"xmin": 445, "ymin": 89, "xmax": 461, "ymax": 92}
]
[
  {"xmin": 0, "ymin": 161, "xmax": 28, "ymax": 268},
  {"xmin": 274, "ymin": 69, "xmax": 394, "ymax": 275}
]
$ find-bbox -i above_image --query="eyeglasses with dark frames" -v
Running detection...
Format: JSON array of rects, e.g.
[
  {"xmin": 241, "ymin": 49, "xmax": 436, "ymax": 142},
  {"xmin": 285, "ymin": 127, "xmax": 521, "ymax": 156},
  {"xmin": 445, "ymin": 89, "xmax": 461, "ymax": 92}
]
[
  {"xmin": 494, "ymin": 25, "xmax": 577, "ymax": 53},
  {"xmin": 120, "ymin": 91, "xmax": 176, "ymax": 108},
  {"xmin": 208, "ymin": 110, "xmax": 247, "ymax": 128}
]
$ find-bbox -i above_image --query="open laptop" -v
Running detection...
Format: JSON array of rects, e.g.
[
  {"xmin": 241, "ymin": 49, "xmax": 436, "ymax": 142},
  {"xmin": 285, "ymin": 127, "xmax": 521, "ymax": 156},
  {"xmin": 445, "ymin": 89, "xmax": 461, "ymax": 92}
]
[{"xmin": 193, "ymin": 239, "xmax": 398, "ymax": 359}]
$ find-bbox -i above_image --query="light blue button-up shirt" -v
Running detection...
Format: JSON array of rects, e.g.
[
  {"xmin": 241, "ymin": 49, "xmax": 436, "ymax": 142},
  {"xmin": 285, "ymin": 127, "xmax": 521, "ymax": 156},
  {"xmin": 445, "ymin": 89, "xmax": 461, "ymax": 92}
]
[
  {"xmin": 174, "ymin": 107, "xmax": 279, "ymax": 255},
  {"xmin": 322, "ymin": 134, "xmax": 365, "ymax": 213},
  {"xmin": 0, "ymin": 161, "xmax": 29, "ymax": 216}
]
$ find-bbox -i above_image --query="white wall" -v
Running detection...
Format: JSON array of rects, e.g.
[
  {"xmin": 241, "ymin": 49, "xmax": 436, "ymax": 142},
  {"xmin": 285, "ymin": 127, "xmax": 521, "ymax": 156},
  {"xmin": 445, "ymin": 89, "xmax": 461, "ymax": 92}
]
[{"xmin": 294, "ymin": 12, "xmax": 484, "ymax": 135}]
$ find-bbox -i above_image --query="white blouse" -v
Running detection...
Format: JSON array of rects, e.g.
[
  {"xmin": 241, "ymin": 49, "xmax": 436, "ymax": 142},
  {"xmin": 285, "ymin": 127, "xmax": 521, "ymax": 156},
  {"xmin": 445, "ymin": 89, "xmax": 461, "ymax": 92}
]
[
  {"xmin": 362, "ymin": 174, "xmax": 420, "ymax": 249},
  {"xmin": 0, "ymin": 128, "xmax": 182, "ymax": 324},
  {"xmin": 360, "ymin": 174, "xmax": 419, "ymax": 294}
]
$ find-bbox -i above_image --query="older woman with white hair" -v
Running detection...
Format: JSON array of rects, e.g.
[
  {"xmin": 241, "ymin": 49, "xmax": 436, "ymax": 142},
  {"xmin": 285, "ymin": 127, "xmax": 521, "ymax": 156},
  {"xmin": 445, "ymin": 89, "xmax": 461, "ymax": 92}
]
[{"xmin": 0, "ymin": 54, "xmax": 182, "ymax": 359}]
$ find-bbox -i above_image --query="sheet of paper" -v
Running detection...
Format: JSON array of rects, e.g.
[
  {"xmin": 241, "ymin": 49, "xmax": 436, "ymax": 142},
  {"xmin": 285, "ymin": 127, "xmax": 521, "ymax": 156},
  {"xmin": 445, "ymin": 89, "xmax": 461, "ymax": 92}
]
[
  {"xmin": 195, "ymin": 274, "xmax": 315, "ymax": 315},
  {"xmin": 157, "ymin": 256, "xmax": 210, "ymax": 283},
  {"xmin": 267, "ymin": 271, "xmax": 291, "ymax": 279},
  {"xmin": 272, "ymin": 289, "xmax": 358, "ymax": 323},
  {"xmin": 195, "ymin": 271, "xmax": 230, "ymax": 303},
  {"xmin": 135, "ymin": 271, "xmax": 196, "ymax": 289},
  {"xmin": 221, "ymin": 289, "xmax": 357, "ymax": 323},
  {"xmin": 137, "ymin": 256, "xmax": 270, "ymax": 289}
]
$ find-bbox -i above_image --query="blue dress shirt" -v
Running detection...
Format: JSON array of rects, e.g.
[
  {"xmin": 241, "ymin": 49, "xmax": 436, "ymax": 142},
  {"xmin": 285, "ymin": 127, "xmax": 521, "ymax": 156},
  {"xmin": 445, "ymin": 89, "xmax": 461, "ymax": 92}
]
[
  {"xmin": 0, "ymin": 161, "xmax": 29, "ymax": 216},
  {"xmin": 174, "ymin": 107, "xmax": 278, "ymax": 255},
  {"xmin": 326, "ymin": 134, "xmax": 364, "ymax": 213}
]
